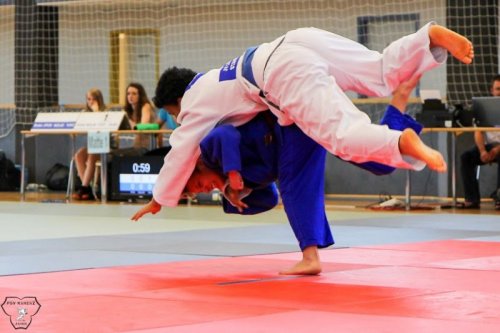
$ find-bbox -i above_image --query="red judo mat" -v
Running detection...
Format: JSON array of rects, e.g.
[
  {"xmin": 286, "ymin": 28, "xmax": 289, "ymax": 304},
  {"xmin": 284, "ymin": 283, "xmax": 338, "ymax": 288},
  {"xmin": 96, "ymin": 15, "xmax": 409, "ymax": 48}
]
[{"xmin": 2, "ymin": 239, "xmax": 500, "ymax": 332}]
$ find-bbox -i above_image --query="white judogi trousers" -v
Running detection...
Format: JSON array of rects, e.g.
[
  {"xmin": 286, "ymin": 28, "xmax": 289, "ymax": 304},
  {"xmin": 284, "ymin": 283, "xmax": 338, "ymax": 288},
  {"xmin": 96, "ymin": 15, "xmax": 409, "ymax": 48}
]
[{"xmin": 251, "ymin": 22, "xmax": 445, "ymax": 165}]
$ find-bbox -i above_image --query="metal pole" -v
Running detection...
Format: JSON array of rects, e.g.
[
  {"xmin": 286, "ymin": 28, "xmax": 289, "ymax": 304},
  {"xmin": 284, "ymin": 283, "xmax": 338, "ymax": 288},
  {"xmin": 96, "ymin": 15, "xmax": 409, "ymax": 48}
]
[
  {"xmin": 451, "ymin": 132, "xmax": 457, "ymax": 206},
  {"xmin": 405, "ymin": 169, "xmax": 411, "ymax": 211},
  {"xmin": 70, "ymin": 134, "xmax": 76, "ymax": 199},
  {"xmin": 100, "ymin": 152, "xmax": 107, "ymax": 203},
  {"xmin": 20, "ymin": 132, "xmax": 26, "ymax": 201}
]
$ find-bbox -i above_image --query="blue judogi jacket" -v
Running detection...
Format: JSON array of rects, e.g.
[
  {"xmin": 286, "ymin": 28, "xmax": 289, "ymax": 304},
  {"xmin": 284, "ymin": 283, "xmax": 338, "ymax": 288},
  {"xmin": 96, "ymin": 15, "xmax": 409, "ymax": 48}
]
[{"xmin": 200, "ymin": 113, "xmax": 280, "ymax": 215}]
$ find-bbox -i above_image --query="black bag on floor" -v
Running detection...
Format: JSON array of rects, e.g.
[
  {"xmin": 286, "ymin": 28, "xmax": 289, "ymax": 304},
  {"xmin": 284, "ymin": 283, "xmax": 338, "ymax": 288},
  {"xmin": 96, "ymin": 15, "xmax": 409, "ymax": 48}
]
[
  {"xmin": 45, "ymin": 163, "xmax": 69, "ymax": 191},
  {"xmin": 0, "ymin": 151, "xmax": 20, "ymax": 191}
]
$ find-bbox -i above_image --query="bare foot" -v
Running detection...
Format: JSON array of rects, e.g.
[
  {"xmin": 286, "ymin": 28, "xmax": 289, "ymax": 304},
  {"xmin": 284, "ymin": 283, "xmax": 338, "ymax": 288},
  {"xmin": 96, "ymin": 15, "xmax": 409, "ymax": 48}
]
[
  {"xmin": 279, "ymin": 260, "xmax": 322, "ymax": 276},
  {"xmin": 429, "ymin": 25, "xmax": 474, "ymax": 64},
  {"xmin": 279, "ymin": 246, "xmax": 322, "ymax": 275},
  {"xmin": 399, "ymin": 128, "xmax": 447, "ymax": 172}
]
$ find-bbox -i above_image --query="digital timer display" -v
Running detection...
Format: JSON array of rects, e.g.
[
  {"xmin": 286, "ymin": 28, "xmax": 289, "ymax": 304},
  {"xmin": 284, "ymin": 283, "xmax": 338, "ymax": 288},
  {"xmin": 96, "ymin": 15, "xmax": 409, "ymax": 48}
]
[
  {"xmin": 110, "ymin": 155, "xmax": 164, "ymax": 200},
  {"xmin": 132, "ymin": 162, "xmax": 151, "ymax": 173}
]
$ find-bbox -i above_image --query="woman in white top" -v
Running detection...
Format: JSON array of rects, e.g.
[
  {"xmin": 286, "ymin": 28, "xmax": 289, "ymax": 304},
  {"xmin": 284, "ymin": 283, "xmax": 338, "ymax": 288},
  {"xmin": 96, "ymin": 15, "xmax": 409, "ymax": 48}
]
[{"xmin": 73, "ymin": 88, "xmax": 106, "ymax": 200}]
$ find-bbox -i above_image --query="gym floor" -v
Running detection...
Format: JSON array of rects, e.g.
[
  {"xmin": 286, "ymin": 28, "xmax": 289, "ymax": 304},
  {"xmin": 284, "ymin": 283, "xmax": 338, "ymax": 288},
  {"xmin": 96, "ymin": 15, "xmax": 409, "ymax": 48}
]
[{"xmin": 0, "ymin": 192, "xmax": 499, "ymax": 332}]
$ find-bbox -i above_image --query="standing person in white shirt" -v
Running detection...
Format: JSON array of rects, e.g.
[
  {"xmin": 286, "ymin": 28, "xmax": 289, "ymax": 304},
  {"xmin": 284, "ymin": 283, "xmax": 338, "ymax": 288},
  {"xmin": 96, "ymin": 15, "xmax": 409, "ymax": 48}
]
[{"xmin": 132, "ymin": 23, "xmax": 473, "ymax": 217}]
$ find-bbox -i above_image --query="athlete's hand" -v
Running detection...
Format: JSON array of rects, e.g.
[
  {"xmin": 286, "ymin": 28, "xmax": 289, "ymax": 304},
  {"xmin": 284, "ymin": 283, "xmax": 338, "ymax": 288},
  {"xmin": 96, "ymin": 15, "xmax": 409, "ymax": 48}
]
[
  {"xmin": 131, "ymin": 199, "xmax": 162, "ymax": 222},
  {"xmin": 228, "ymin": 170, "xmax": 244, "ymax": 190},
  {"xmin": 224, "ymin": 187, "xmax": 248, "ymax": 213}
]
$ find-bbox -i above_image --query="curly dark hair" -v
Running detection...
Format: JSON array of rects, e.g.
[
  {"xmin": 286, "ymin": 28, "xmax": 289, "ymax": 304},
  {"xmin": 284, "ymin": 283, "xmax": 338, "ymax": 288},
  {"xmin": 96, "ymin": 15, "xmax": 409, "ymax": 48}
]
[{"xmin": 153, "ymin": 67, "xmax": 197, "ymax": 108}]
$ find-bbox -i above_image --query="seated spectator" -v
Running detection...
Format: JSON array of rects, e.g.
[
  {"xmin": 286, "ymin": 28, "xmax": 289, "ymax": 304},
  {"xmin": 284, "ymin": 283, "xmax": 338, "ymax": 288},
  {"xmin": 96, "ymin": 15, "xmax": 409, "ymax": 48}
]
[
  {"xmin": 459, "ymin": 74, "xmax": 500, "ymax": 210},
  {"xmin": 73, "ymin": 88, "xmax": 106, "ymax": 200},
  {"xmin": 124, "ymin": 82, "xmax": 156, "ymax": 151}
]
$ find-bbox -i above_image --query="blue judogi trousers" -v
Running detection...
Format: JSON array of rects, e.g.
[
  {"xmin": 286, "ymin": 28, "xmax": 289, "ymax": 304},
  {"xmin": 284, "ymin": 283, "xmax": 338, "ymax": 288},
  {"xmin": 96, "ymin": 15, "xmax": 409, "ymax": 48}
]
[{"xmin": 275, "ymin": 124, "xmax": 334, "ymax": 250}]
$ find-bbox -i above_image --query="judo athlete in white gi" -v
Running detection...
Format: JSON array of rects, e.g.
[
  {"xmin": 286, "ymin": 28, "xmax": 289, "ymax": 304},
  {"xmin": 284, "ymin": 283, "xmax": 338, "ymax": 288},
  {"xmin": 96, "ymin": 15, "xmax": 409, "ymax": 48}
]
[
  {"xmin": 134, "ymin": 76, "xmax": 428, "ymax": 276},
  {"xmin": 132, "ymin": 23, "xmax": 473, "ymax": 223}
]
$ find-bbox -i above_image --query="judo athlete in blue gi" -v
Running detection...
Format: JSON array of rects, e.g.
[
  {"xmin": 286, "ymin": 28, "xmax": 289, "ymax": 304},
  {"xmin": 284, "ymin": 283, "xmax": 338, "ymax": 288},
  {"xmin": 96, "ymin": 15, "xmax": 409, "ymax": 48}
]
[{"xmin": 179, "ymin": 77, "xmax": 423, "ymax": 275}]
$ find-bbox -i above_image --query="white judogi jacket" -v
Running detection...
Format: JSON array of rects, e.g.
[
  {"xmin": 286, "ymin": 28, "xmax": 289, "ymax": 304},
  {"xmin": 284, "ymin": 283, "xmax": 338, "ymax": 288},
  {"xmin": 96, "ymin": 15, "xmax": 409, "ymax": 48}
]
[{"xmin": 153, "ymin": 22, "xmax": 447, "ymax": 207}]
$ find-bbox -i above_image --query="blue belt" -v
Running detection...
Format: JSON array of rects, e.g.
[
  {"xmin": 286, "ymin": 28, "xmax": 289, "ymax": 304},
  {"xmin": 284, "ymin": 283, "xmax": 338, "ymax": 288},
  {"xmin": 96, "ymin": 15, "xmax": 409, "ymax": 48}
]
[
  {"xmin": 242, "ymin": 46, "xmax": 275, "ymax": 107},
  {"xmin": 242, "ymin": 36, "xmax": 285, "ymax": 91},
  {"xmin": 242, "ymin": 46, "xmax": 259, "ymax": 89},
  {"xmin": 241, "ymin": 38, "xmax": 286, "ymax": 112}
]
